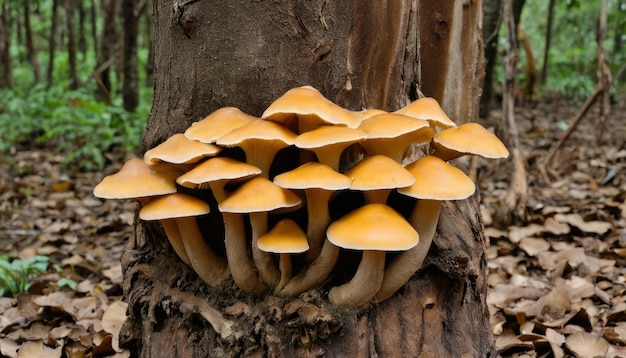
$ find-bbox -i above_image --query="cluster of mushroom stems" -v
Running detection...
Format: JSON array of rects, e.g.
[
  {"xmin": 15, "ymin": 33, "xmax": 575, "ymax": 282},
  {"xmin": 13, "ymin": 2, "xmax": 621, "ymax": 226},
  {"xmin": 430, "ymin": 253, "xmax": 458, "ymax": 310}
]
[{"xmin": 94, "ymin": 86, "xmax": 509, "ymax": 308}]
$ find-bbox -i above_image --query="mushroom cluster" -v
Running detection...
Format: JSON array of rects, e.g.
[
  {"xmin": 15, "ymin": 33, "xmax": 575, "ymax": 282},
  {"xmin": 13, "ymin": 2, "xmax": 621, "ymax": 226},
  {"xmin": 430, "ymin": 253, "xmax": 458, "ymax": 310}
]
[{"xmin": 94, "ymin": 86, "xmax": 509, "ymax": 307}]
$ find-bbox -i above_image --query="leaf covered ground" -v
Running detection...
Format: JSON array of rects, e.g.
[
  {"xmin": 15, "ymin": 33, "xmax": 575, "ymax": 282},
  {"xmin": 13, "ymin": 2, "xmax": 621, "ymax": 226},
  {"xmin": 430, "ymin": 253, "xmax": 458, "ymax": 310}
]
[{"xmin": 0, "ymin": 99, "xmax": 625, "ymax": 357}]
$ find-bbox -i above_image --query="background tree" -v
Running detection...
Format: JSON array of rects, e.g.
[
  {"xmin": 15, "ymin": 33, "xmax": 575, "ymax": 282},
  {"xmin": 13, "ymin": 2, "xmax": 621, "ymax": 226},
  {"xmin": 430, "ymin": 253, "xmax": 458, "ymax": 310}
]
[{"xmin": 119, "ymin": 1, "xmax": 495, "ymax": 356}]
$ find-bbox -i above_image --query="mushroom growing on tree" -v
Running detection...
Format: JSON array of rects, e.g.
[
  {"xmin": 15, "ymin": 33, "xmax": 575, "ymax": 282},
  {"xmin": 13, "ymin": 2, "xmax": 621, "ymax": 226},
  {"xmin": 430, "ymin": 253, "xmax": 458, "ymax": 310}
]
[
  {"xmin": 374, "ymin": 155, "xmax": 476, "ymax": 302},
  {"xmin": 326, "ymin": 203, "xmax": 418, "ymax": 307},
  {"xmin": 294, "ymin": 125, "xmax": 367, "ymax": 171},
  {"xmin": 393, "ymin": 97, "xmax": 457, "ymax": 132},
  {"xmin": 140, "ymin": 193, "xmax": 230, "ymax": 286},
  {"xmin": 176, "ymin": 157, "xmax": 267, "ymax": 295},
  {"xmin": 218, "ymin": 176, "xmax": 302, "ymax": 287},
  {"xmin": 93, "ymin": 158, "xmax": 190, "ymax": 264},
  {"xmin": 215, "ymin": 118, "xmax": 297, "ymax": 178},
  {"xmin": 262, "ymin": 85, "xmax": 361, "ymax": 133},
  {"xmin": 430, "ymin": 122, "xmax": 510, "ymax": 162},
  {"xmin": 143, "ymin": 133, "xmax": 222, "ymax": 164},
  {"xmin": 183, "ymin": 106, "xmax": 256, "ymax": 144},
  {"xmin": 344, "ymin": 154, "xmax": 415, "ymax": 204},
  {"xmin": 257, "ymin": 218, "xmax": 309, "ymax": 293},
  {"xmin": 357, "ymin": 113, "xmax": 433, "ymax": 163},
  {"xmin": 273, "ymin": 161, "xmax": 351, "ymax": 262}
]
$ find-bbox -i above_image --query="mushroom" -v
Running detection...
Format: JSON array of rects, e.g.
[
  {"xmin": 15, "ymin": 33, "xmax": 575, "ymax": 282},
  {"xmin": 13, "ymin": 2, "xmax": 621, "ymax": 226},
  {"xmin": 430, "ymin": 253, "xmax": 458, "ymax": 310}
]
[
  {"xmin": 273, "ymin": 162, "xmax": 351, "ymax": 261},
  {"xmin": 326, "ymin": 203, "xmax": 418, "ymax": 307},
  {"xmin": 184, "ymin": 106, "xmax": 256, "ymax": 144},
  {"xmin": 374, "ymin": 156, "xmax": 475, "ymax": 302},
  {"xmin": 430, "ymin": 122, "xmax": 510, "ymax": 161},
  {"xmin": 93, "ymin": 158, "xmax": 190, "ymax": 264},
  {"xmin": 140, "ymin": 193, "xmax": 230, "ymax": 286},
  {"xmin": 215, "ymin": 118, "xmax": 297, "ymax": 178},
  {"xmin": 176, "ymin": 157, "xmax": 267, "ymax": 295},
  {"xmin": 257, "ymin": 218, "xmax": 309, "ymax": 293},
  {"xmin": 262, "ymin": 85, "xmax": 361, "ymax": 133},
  {"xmin": 294, "ymin": 125, "xmax": 367, "ymax": 171},
  {"xmin": 357, "ymin": 113, "xmax": 433, "ymax": 163},
  {"xmin": 144, "ymin": 133, "xmax": 222, "ymax": 164},
  {"xmin": 344, "ymin": 155, "xmax": 415, "ymax": 204},
  {"xmin": 93, "ymin": 158, "xmax": 178, "ymax": 205},
  {"xmin": 394, "ymin": 97, "xmax": 457, "ymax": 132},
  {"xmin": 218, "ymin": 176, "xmax": 302, "ymax": 287}
]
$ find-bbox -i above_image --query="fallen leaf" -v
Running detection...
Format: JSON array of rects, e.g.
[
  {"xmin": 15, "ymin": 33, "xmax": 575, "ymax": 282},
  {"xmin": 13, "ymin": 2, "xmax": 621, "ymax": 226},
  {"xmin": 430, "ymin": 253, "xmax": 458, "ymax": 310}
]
[
  {"xmin": 565, "ymin": 332, "xmax": 609, "ymax": 358},
  {"xmin": 102, "ymin": 301, "xmax": 128, "ymax": 352},
  {"xmin": 17, "ymin": 341, "xmax": 62, "ymax": 358}
]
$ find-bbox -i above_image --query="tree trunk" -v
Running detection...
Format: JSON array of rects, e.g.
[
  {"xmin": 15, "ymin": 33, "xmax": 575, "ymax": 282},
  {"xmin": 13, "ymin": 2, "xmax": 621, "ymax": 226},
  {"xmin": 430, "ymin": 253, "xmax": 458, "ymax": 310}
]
[
  {"xmin": 77, "ymin": 0, "xmax": 87, "ymax": 56},
  {"xmin": 121, "ymin": 1, "xmax": 495, "ymax": 356},
  {"xmin": 0, "ymin": 3, "xmax": 12, "ymax": 89},
  {"xmin": 540, "ymin": 0, "xmax": 555, "ymax": 85},
  {"xmin": 46, "ymin": 0, "xmax": 59, "ymax": 88},
  {"xmin": 121, "ymin": 0, "xmax": 138, "ymax": 112},
  {"xmin": 64, "ymin": 0, "xmax": 79, "ymax": 89},
  {"xmin": 95, "ymin": 0, "xmax": 118, "ymax": 103},
  {"xmin": 89, "ymin": 0, "xmax": 98, "ymax": 58},
  {"xmin": 480, "ymin": 0, "xmax": 502, "ymax": 120},
  {"xmin": 23, "ymin": 0, "xmax": 41, "ymax": 83}
]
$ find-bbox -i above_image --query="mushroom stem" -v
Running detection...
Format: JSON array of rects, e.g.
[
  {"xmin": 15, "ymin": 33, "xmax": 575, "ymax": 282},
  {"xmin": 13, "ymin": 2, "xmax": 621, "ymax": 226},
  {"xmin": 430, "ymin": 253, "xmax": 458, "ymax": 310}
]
[
  {"xmin": 159, "ymin": 218, "xmax": 192, "ymax": 265},
  {"xmin": 177, "ymin": 216, "xmax": 230, "ymax": 286},
  {"xmin": 250, "ymin": 212, "xmax": 281, "ymax": 286},
  {"xmin": 374, "ymin": 199, "xmax": 441, "ymax": 302},
  {"xmin": 223, "ymin": 212, "xmax": 267, "ymax": 295},
  {"xmin": 241, "ymin": 141, "xmax": 281, "ymax": 178},
  {"xmin": 274, "ymin": 253, "xmax": 292, "ymax": 294},
  {"xmin": 209, "ymin": 181, "xmax": 267, "ymax": 294},
  {"xmin": 328, "ymin": 250, "xmax": 385, "ymax": 307},
  {"xmin": 304, "ymin": 189, "xmax": 333, "ymax": 262},
  {"xmin": 363, "ymin": 189, "xmax": 392, "ymax": 204},
  {"xmin": 278, "ymin": 239, "xmax": 339, "ymax": 297}
]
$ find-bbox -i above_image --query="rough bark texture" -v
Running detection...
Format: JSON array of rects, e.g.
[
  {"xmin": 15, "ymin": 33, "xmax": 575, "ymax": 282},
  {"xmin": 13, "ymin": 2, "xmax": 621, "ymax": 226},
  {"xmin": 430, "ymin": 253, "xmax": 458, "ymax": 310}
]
[
  {"xmin": 122, "ymin": 0, "xmax": 139, "ymax": 111},
  {"xmin": 121, "ymin": 1, "xmax": 495, "ymax": 356}
]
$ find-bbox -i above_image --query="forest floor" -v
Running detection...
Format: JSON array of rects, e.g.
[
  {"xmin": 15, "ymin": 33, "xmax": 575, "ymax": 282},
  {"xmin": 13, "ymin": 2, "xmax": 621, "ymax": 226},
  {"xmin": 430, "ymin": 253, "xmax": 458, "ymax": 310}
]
[{"xmin": 0, "ymin": 98, "xmax": 625, "ymax": 357}]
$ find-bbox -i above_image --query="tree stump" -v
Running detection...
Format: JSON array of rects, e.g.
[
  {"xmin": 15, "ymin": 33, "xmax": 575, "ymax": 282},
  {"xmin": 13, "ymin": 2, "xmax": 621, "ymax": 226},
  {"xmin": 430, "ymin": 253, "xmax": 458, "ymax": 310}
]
[{"xmin": 119, "ymin": 1, "xmax": 495, "ymax": 356}]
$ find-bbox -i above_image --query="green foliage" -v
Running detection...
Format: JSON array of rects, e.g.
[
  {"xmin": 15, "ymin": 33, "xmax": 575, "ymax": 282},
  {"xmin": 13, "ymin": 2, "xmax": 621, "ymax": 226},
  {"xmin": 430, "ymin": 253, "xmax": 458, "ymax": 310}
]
[
  {"xmin": 0, "ymin": 80, "xmax": 148, "ymax": 171},
  {"xmin": 0, "ymin": 255, "xmax": 49, "ymax": 297},
  {"xmin": 496, "ymin": 0, "xmax": 625, "ymax": 101},
  {"xmin": 56, "ymin": 277, "xmax": 78, "ymax": 290}
]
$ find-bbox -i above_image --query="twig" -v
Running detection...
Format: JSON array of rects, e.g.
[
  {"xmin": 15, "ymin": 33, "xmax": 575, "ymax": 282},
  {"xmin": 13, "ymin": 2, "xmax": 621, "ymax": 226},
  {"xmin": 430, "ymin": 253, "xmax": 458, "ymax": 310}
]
[{"xmin": 541, "ymin": 86, "xmax": 603, "ymax": 168}]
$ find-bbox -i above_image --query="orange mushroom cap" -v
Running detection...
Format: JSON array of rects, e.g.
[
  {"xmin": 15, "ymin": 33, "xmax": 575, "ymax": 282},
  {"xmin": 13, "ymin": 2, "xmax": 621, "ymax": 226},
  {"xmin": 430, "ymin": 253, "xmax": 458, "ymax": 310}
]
[
  {"xmin": 93, "ymin": 158, "xmax": 177, "ymax": 200},
  {"xmin": 399, "ymin": 156, "xmax": 476, "ymax": 200},
  {"xmin": 184, "ymin": 107, "xmax": 256, "ymax": 144},
  {"xmin": 327, "ymin": 203, "xmax": 418, "ymax": 251},
  {"xmin": 430, "ymin": 122, "xmax": 510, "ymax": 161},
  {"xmin": 144, "ymin": 133, "xmax": 222, "ymax": 164},
  {"xmin": 262, "ymin": 86, "xmax": 361, "ymax": 132},
  {"xmin": 257, "ymin": 219, "xmax": 309, "ymax": 254},
  {"xmin": 394, "ymin": 97, "xmax": 456, "ymax": 130}
]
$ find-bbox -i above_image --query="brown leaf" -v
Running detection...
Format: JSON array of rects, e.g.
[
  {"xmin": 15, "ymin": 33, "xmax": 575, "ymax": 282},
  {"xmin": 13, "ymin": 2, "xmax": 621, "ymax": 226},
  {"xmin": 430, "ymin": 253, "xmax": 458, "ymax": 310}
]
[
  {"xmin": 519, "ymin": 237, "xmax": 551, "ymax": 257},
  {"xmin": 554, "ymin": 213, "xmax": 612, "ymax": 235},
  {"xmin": 565, "ymin": 332, "xmax": 609, "ymax": 358},
  {"xmin": 0, "ymin": 338, "xmax": 20, "ymax": 358},
  {"xmin": 17, "ymin": 341, "xmax": 62, "ymax": 358},
  {"xmin": 102, "ymin": 301, "xmax": 128, "ymax": 352}
]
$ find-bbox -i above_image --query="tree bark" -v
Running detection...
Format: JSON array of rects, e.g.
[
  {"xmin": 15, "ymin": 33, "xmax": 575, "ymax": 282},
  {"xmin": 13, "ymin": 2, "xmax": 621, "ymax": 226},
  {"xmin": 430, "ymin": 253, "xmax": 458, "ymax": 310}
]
[
  {"xmin": 46, "ymin": 0, "xmax": 59, "ymax": 88},
  {"xmin": 480, "ymin": 0, "xmax": 502, "ymax": 120},
  {"xmin": 122, "ymin": 0, "xmax": 139, "ymax": 112},
  {"xmin": 0, "ymin": 3, "xmax": 12, "ymax": 89},
  {"xmin": 121, "ymin": 1, "xmax": 495, "ymax": 356},
  {"xmin": 95, "ymin": 0, "xmax": 118, "ymax": 103},
  {"xmin": 23, "ymin": 0, "xmax": 41, "ymax": 83},
  {"xmin": 540, "ymin": 0, "xmax": 555, "ymax": 85},
  {"xmin": 64, "ymin": 0, "xmax": 79, "ymax": 89}
]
